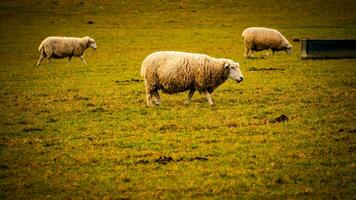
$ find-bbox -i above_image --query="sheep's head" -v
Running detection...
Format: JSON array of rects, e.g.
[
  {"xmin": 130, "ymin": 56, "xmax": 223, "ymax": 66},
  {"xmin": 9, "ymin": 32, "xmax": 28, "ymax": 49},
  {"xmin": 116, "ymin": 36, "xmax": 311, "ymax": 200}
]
[
  {"xmin": 86, "ymin": 36, "xmax": 97, "ymax": 50},
  {"xmin": 224, "ymin": 61, "xmax": 243, "ymax": 83},
  {"xmin": 285, "ymin": 44, "xmax": 292, "ymax": 54}
]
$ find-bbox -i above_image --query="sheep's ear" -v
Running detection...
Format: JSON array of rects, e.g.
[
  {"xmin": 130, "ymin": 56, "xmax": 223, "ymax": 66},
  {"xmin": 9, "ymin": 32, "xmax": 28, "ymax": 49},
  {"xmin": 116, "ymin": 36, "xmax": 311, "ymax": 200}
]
[{"xmin": 224, "ymin": 63, "xmax": 230, "ymax": 69}]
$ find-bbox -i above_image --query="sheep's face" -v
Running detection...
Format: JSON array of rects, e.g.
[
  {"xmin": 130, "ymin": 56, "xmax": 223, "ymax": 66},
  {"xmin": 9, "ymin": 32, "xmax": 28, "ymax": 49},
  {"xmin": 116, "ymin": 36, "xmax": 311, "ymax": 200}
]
[
  {"xmin": 285, "ymin": 44, "xmax": 292, "ymax": 54},
  {"xmin": 225, "ymin": 62, "xmax": 243, "ymax": 83},
  {"xmin": 88, "ymin": 38, "xmax": 97, "ymax": 50}
]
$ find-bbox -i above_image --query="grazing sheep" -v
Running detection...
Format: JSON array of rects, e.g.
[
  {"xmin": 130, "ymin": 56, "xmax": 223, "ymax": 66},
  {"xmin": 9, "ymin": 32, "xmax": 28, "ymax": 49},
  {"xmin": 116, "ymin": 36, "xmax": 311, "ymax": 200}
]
[
  {"xmin": 241, "ymin": 27, "xmax": 292, "ymax": 58},
  {"xmin": 36, "ymin": 36, "xmax": 97, "ymax": 66},
  {"xmin": 141, "ymin": 51, "xmax": 244, "ymax": 106}
]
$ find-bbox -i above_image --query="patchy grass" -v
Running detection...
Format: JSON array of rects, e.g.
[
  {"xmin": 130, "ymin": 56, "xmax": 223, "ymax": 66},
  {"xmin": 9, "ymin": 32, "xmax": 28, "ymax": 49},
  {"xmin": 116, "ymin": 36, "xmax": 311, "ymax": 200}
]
[{"xmin": 0, "ymin": 0, "xmax": 355, "ymax": 199}]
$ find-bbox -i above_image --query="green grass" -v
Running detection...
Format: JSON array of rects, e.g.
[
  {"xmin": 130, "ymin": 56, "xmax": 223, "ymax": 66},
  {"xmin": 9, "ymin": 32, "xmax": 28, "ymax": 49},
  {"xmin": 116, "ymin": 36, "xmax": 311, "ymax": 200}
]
[{"xmin": 0, "ymin": 0, "xmax": 355, "ymax": 199}]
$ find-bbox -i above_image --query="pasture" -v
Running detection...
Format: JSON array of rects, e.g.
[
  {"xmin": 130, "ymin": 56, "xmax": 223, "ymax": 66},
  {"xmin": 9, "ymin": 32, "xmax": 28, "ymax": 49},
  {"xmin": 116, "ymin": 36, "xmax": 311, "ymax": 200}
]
[{"xmin": 0, "ymin": 0, "xmax": 355, "ymax": 199}]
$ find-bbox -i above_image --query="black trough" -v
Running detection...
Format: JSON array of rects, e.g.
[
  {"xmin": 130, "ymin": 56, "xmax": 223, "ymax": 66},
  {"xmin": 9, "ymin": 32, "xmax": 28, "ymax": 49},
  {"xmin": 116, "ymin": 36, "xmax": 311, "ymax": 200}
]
[{"xmin": 300, "ymin": 38, "xmax": 356, "ymax": 59}]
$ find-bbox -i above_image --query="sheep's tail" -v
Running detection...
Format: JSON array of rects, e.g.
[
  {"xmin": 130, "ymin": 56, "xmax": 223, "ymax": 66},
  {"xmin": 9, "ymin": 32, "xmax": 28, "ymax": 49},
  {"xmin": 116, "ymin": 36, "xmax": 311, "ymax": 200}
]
[
  {"xmin": 38, "ymin": 40, "xmax": 45, "ymax": 52},
  {"xmin": 241, "ymin": 30, "xmax": 246, "ymax": 38}
]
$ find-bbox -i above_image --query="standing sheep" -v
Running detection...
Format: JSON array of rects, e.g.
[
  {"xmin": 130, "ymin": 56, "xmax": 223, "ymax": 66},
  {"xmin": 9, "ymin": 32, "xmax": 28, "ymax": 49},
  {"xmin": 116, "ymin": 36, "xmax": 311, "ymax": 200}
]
[
  {"xmin": 241, "ymin": 27, "xmax": 292, "ymax": 58},
  {"xmin": 36, "ymin": 36, "xmax": 97, "ymax": 66},
  {"xmin": 141, "ymin": 51, "xmax": 244, "ymax": 106}
]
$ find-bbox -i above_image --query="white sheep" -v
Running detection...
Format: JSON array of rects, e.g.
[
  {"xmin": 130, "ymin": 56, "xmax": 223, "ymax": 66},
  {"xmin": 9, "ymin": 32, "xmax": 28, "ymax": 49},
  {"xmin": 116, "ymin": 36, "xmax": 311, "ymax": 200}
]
[
  {"xmin": 141, "ymin": 51, "xmax": 244, "ymax": 106},
  {"xmin": 36, "ymin": 36, "xmax": 97, "ymax": 66},
  {"xmin": 241, "ymin": 27, "xmax": 292, "ymax": 58}
]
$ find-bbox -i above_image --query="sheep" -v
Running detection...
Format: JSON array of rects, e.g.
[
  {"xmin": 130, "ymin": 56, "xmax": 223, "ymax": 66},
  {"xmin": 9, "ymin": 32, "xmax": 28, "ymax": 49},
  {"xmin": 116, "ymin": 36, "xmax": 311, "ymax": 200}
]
[
  {"xmin": 141, "ymin": 51, "xmax": 244, "ymax": 106},
  {"xmin": 241, "ymin": 27, "xmax": 292, "ymax": 58},
  {"xmin": 36, "ymin": 36, "xmax": 97, "ymax": 66}
]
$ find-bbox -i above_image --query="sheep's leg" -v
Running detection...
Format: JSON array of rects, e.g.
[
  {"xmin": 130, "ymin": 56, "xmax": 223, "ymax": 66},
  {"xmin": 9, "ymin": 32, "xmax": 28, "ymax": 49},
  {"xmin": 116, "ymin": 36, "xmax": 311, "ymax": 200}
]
[
  {"xmin": 244, "ymin": 47, "xmax": 250, "ymax": 58},
  {"xmin": 244, "ymin": 40, "xmax": 250, "ymax": 58},
  {"xmin": 272, "ymin": 49, "xmax": 275, "ymax": 55},
  {"xmin": 67, "ymin": 56, "xmax": 72, "ymax": 65},
  {"xmin": 246, "ymin": 48, "xmax": 255, "ymax": 58},
  {"xmin": 153, "ymin": 91, "xmax": 161, "ymax": 105},
  {"xmin": 146, "ymin": 93, "xmax": 154, "ymax": 106},
  {"xmin": 36, "ymin": 54, "xmax": 46, "ymax": 66},
  {"xmin": 202, "ymin": 90, "xmax": 214, "ymax": 106},
  {"xmin": 184, "ymin": 89, "xmax": 195, "ymax": 104},
  {"xmin": 80, "ymin": 56, "xmax": 87, "ymax": 65}
]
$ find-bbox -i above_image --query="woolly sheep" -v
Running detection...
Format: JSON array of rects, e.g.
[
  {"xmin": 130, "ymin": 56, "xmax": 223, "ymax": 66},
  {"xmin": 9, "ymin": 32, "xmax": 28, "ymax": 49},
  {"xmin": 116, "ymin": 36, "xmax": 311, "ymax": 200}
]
[
  {"xmin": 241, "ymin": 27, "xmax": 292, "ymax": 58},
  {"xmin": 36, "ymin": 36, "xmax": 97, "ymax": 66},
  {"xmin": 141, "ymin": 51, "xmax": 244, "ymax": 106}
]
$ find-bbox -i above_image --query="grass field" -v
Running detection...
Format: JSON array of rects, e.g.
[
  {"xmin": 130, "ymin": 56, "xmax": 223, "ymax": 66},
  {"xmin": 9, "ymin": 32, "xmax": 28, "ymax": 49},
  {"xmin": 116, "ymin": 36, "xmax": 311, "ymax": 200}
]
[{"xmin": 0, "ymin": 0, "xmax": 356, "ymax": 199}]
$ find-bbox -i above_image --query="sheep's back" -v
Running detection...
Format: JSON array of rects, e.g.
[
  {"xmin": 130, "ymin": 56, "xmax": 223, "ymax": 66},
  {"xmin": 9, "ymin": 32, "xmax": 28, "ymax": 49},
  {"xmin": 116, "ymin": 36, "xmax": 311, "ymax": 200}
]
[
  {"xmin": 142, "ymin": 51, "xmax": 206, "ymax": 93},
  {"xmin": 44, "ymin": 37, "xmax": 84, "ymax": 57},
  {"xmin": 243, "ymin": 27, "xmax": 287, "ymax": 48}
]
